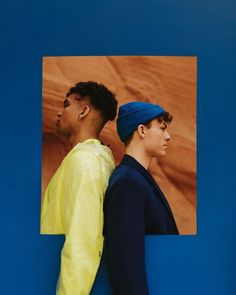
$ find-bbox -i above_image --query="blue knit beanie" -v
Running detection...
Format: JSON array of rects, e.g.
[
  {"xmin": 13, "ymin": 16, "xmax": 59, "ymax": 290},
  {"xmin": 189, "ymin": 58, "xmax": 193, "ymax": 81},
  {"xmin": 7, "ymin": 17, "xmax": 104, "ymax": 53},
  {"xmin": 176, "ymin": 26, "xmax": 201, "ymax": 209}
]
[{"xmin": 117, "ymin": 101, "xmax": 165, "ymax": 142}]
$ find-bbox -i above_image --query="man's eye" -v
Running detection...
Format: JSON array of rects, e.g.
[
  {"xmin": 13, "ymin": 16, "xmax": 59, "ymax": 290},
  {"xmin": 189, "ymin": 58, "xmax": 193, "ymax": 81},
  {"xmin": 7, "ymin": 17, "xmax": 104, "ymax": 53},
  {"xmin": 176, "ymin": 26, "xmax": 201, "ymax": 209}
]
[{"xmin": 64, "ymin": 99, "xmax": 70, "ymax": 108}]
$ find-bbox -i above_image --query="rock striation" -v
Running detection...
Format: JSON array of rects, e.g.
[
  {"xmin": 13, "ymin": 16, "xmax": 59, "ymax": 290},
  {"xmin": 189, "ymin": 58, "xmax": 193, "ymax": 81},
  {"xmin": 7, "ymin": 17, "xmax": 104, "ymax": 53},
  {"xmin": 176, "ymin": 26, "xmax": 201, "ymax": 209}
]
[{"xmin": 42, "ymin": 56, "xmax": 197, "ymax": 234}]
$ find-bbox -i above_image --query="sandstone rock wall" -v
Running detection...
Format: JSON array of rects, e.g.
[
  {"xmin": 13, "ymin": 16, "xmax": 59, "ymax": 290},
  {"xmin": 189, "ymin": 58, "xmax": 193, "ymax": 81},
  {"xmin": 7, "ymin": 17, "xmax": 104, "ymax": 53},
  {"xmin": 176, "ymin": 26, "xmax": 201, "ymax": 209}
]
[{"xmin": 42, "ymin": 56, "xmax": 197, "ymax": 234}]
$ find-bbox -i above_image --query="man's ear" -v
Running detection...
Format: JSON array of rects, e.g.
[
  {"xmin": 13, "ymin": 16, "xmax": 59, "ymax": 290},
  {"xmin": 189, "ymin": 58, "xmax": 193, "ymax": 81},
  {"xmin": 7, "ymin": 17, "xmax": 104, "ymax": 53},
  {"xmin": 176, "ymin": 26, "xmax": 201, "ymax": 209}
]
[
  {"xmin": 78, "ymin": 105, "xmax": 90, "ymax": 120},
  {"xmin": 137, "ymin": 124, "xmax": 146, "ymax": 139}
]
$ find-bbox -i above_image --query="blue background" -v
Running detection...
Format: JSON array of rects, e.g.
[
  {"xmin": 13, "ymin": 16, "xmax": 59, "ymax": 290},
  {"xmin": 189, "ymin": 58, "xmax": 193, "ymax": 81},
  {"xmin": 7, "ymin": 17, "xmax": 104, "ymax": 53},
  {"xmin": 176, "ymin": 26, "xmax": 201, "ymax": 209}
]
[{"xmin": 1, "ymin": 0, "xmax": 236, "ymax": 294}]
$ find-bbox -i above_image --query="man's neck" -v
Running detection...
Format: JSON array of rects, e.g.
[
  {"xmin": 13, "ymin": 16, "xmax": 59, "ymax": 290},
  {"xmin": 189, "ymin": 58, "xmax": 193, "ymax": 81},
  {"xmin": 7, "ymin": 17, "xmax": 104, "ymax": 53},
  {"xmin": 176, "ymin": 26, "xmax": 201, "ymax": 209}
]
[
  {"xmin": 70, "ymin": 130, "xmax": 100, "ymax": 148},
  {"xmin": 125, "ymin": 144, "xmax": 151, "ymax": 170}
]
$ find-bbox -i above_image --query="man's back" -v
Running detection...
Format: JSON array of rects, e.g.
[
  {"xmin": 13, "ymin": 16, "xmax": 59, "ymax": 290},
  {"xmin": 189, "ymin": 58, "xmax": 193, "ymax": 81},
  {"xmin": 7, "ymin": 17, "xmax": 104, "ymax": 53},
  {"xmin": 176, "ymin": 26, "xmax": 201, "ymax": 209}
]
[
  {"xmin": 41, "ymin": 139, "xmax": 115, "ymax": 295},
  {"xmin": 104, "ymin": 155, "xmax": 178, "ymax": 295}
]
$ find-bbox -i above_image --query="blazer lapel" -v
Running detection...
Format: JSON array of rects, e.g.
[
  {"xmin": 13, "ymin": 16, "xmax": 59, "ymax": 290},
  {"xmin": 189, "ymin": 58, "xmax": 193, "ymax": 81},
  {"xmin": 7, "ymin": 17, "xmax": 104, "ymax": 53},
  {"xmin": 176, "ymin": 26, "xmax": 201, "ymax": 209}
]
[{"xmin": 121, "ymin": 155, "xmax": 178, "ymax": 227}]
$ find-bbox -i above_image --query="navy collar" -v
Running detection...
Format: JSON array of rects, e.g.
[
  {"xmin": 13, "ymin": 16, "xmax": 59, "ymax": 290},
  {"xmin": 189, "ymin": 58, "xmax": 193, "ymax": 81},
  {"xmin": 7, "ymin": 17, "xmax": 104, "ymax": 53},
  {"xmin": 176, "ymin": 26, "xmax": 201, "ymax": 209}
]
[
  {"xmin": 121, "ymin": 154, "xmax": 178, "ymax": 232},
  {"xmin": 121, "ymin": 154, "xmax": 157, "ymax": 184}
]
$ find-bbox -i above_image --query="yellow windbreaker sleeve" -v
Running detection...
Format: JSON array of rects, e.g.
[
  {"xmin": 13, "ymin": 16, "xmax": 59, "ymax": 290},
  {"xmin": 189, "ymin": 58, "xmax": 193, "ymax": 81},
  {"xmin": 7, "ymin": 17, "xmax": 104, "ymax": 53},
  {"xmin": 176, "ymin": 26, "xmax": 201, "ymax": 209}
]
[{"xmin": 56, "ymin": 150, "xmax": 105, "ymax": 295}]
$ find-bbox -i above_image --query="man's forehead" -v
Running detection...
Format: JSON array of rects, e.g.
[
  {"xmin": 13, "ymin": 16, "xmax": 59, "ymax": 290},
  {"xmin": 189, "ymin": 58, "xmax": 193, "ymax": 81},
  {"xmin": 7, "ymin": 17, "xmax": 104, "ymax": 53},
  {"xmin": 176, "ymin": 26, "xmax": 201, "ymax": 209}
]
[{"xmin": 66, "ymin": 93, "xmax": 82, "ymax": 100}]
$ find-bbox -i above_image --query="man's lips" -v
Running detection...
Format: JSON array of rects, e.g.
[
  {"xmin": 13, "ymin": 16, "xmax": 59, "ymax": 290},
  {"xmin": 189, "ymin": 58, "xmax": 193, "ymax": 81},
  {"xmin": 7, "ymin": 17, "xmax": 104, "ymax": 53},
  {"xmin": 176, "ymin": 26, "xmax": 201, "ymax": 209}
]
[{"xmin": 56, "ymin": 120, "xmax": 60, "ymax": 127}]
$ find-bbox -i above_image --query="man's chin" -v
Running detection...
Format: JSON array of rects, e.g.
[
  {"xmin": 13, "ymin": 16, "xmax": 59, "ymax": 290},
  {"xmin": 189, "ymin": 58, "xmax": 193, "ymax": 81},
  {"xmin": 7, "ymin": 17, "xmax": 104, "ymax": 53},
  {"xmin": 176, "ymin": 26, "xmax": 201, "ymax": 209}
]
[
  {"xmin": 56, "ymin": 127, "xmax": 62, "ymax": 135},
  {"xmin": 156, "ymin": 150, "xmax": 167, "ymax": 158},
  {"xmin": 56, "ymin": 128, "xmax": 71, "ymax": 138}
]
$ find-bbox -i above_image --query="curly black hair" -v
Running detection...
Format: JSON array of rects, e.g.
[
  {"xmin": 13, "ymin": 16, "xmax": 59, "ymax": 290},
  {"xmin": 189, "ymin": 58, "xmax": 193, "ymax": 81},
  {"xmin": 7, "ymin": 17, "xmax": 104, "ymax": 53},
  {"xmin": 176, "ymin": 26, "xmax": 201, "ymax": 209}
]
[{"xmin": 66, "ymin": 81, "xmax": 118, "ymax": 123}]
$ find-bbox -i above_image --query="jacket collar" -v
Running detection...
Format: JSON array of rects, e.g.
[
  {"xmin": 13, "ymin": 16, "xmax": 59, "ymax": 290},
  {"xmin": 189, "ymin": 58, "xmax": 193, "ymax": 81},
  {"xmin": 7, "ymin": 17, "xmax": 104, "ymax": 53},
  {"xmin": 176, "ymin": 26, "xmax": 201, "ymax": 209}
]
[
  {"xmin": 121, "ymin": 154, "xmax": 178, "ymax": 229},
  {"xmin": 121, "ymin": 154, "xmax": 149, "ymax": 175},
  {"xmin": 121, "ymin": 154, "xmax": 158, "ymax": 186}
]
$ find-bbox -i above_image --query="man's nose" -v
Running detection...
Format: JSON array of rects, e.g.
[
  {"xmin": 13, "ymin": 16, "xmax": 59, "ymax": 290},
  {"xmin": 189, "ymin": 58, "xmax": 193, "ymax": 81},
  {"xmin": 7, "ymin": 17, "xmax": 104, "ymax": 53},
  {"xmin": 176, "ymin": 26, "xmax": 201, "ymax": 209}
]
[
  {"xmin": 165, "ymin": 130, "xmax": 171, "ymax": 141},
  {"xmin": 57, "ymin": 111, "xmax": 62, "ymax": 118}
]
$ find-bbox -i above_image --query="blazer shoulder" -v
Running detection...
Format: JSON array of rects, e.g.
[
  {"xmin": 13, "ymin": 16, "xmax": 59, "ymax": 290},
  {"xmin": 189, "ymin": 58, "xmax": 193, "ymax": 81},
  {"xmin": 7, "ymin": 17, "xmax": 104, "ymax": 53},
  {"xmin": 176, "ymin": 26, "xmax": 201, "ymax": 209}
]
[{"xmin": 109, "ymin": 164, "xmax": 145, "ymax": 189}]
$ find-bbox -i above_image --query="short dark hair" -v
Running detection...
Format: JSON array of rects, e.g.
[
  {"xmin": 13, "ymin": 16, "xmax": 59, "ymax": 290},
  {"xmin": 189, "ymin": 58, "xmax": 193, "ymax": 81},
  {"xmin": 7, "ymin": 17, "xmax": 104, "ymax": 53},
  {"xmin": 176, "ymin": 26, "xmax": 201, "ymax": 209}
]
[
  {"xmin": 66, "ymin": 81, "xmax": 118, "ymax": 124},
  {"xmin": 124, "ymin": 111, "xmax": 173, "ymax": 146}
]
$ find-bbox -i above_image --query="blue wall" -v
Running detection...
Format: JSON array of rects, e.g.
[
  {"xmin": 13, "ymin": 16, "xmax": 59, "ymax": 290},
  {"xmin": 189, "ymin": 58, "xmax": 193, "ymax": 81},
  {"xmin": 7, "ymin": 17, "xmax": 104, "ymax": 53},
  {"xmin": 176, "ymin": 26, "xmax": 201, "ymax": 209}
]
[{"xmin": 1, "ymin": 1, "xmax": 236, "ymax": 294}]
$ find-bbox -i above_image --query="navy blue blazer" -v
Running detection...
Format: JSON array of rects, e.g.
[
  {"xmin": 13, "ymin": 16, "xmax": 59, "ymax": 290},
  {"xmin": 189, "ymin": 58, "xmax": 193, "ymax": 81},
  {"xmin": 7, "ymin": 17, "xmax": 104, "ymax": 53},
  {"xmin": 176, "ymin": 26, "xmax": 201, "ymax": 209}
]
[{"xmin": 103, "ymin": 155, "xmax": 179, "ymax": 295}]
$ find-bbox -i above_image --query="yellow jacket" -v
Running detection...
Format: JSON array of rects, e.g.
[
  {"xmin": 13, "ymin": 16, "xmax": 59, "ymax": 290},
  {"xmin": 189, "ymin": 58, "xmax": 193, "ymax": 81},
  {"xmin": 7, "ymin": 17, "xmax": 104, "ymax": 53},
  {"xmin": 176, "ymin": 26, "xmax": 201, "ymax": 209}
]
[{"xmin": 41, "ymin": 139, "xmax": 115, "ymax": 295}]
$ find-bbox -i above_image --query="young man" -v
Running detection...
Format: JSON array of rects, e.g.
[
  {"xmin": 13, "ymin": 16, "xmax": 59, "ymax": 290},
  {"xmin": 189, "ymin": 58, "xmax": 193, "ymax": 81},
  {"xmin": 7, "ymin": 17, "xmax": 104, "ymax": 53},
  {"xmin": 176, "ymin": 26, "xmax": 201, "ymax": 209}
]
[
  {"xmin": 41, "ymin": 81, "xmax": 118, "ymax": 295},
  {"xmin": 104, "ymin": 101, "xmax": 179, "ymax": 295}
]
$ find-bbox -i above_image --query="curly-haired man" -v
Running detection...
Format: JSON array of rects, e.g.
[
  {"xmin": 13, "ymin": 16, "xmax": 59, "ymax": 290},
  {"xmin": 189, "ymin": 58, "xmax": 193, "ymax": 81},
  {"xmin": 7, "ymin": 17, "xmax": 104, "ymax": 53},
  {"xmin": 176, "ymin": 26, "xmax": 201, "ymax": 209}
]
[{"xmin": 41, "ymin": 81, "xmax": 118, "ymax": 295}]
